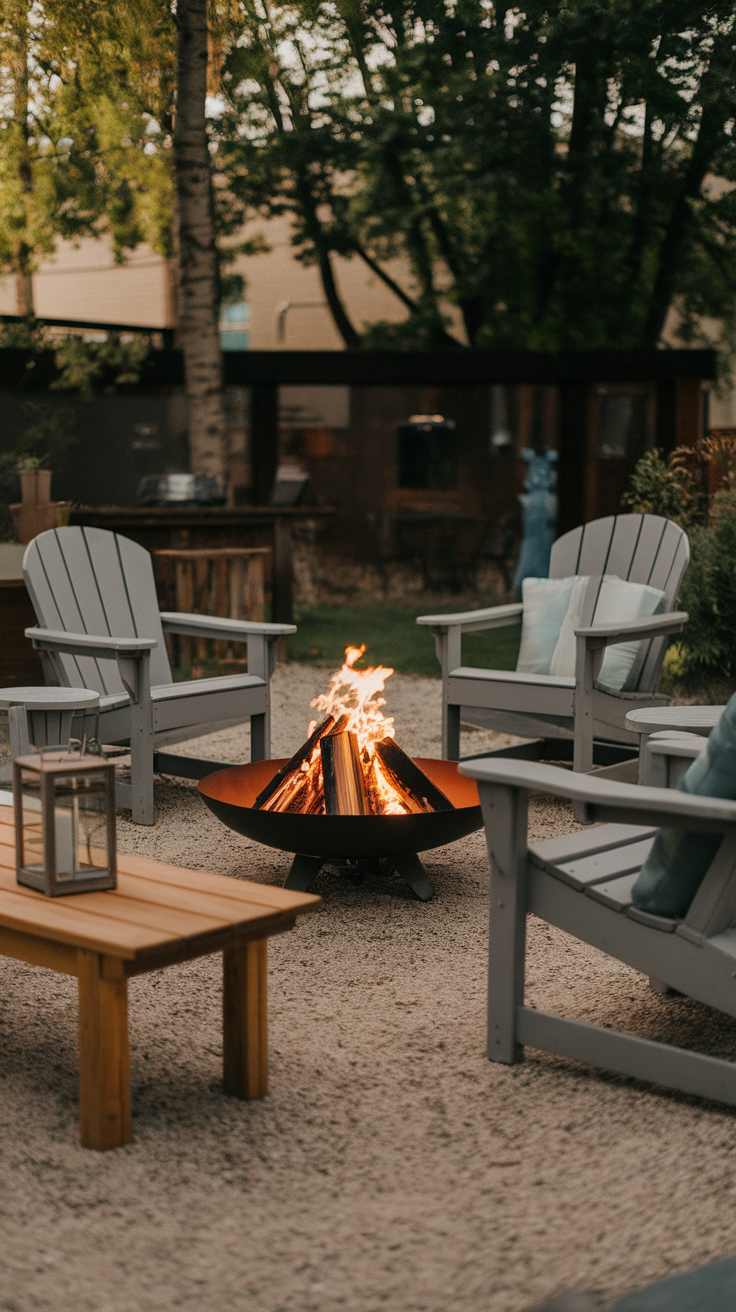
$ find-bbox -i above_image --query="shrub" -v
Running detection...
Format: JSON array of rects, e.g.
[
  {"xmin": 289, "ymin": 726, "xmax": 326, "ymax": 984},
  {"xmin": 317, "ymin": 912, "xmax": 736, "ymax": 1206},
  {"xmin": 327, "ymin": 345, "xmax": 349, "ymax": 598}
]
[{"xmin": 625, "ymin": 437, "xmax": 736, "ymax": 683}]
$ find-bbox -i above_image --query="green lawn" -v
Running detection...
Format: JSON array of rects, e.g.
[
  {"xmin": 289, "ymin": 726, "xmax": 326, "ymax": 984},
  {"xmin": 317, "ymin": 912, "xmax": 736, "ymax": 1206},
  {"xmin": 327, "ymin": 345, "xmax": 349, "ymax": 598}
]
[{"xmin": 287, "ymin": 606, "xmax": 521, "ymax": 677}]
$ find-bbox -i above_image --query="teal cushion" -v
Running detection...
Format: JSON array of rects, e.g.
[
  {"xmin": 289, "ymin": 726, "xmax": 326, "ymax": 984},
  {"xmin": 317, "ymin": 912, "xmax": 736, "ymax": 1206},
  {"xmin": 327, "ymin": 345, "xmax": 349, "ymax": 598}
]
[
  {"xmin": 632, "ymin": 696, "xmax": 736, "ymax": 919},
  {"xmin": 516, "ymin": 576, "xmax": 579, "ymax": 675},
  {"xmin": 611, "ymin": 1254, "xmax": 736, "ymax": 1311}
]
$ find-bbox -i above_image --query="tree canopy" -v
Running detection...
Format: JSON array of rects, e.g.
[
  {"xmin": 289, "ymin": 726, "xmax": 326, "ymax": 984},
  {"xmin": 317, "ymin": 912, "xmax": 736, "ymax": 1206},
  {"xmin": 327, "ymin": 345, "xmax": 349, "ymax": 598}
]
[
  {"xmin": 215, "ymin": 0, "xmax": 736, "ymax": 352},
  {"xmin": 2, "ymin": 2, "xmax": 736, "ymax": 358},
  {"xmin": 0, "ymin": 0, "xmax": 175, "ymax": 312}
]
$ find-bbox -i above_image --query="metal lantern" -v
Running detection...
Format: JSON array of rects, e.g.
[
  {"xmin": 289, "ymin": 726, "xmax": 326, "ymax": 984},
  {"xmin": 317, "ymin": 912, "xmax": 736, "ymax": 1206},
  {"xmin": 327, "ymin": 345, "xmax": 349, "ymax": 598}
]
[{"xmin": 13, "ymin": 748, "xmax": 117, "ymax": 896}]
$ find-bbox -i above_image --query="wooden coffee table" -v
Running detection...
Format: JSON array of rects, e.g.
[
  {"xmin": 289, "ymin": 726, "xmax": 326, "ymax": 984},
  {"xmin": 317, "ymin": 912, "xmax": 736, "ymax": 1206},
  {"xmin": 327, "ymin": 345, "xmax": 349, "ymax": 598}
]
[{"xmin": 0, "ymin": 803, "xmax": 320, "ymax": 1149}]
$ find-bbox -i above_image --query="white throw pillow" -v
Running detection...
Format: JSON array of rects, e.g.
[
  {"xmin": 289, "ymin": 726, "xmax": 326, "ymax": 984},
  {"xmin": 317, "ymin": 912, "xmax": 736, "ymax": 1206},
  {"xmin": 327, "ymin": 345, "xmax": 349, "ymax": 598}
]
[
  {"xmin": 549, "ymin": 575, "xmax": 666, "ymax": 689},
  {"xmin": 516, "ymin": 576, "xmax": 580, "ymax": 675},
  {"xmin": 548, "ymin": 577, "xmax": 591, "ymax": 677},
  {"xmin": 596, "ymin": 576, "xmax": 666, "ymax": 690}
]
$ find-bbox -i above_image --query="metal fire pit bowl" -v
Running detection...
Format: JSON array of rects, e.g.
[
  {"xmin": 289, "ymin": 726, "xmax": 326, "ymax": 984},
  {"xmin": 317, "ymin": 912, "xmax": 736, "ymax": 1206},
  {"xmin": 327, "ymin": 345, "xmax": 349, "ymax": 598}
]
[{"xmin": 198, "ymin": 757, "xmax": 482, "ymax": 901}]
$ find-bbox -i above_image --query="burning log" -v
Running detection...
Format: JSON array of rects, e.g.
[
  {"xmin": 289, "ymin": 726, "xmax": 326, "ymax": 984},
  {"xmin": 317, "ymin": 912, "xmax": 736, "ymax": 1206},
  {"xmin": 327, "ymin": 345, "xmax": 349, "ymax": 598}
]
[
  {"xmin": 254, "ymin": 715, "xmax": 347, "ymax": 811},
  {"xmin": 373, "ymin": 738, "xmax": 454, "ymax": 813},
  {"xmin": 321, "ymin": 731, "xmax": 370, "ymax": 815},
  {"xmin": 250, "ymin": 642, "xmax": 456, "ymax": 818}
]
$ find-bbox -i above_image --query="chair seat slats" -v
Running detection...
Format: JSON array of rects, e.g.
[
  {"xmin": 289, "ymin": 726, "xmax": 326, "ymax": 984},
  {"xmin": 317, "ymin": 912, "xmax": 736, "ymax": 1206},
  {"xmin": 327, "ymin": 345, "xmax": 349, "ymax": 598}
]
[
  {"xmin": 529, "ymin": 823, "xmax": 656, "ymax": 873},
  {"xmin": 451, "ymin": 668, "xmax": 575, "ymax": 688},
  {"xmin": 151, "ymin": 673, "xmax": 265, "ymax": 702},
  {"xmin": 627, "ymin": 906, "xmax": 679, "ymax": 933},
  {"xmin": 552, "ymin": 837, "xmax": 655, "ymax": 889},
  {"xmin": 585, "ymin": 872, "xmax": 640, "ymax": 910}
]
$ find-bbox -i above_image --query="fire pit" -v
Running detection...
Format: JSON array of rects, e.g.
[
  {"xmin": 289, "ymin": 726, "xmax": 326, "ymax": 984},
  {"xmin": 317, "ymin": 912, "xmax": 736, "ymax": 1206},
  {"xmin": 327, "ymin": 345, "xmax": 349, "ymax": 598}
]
[{"xmin": 198, "ymin": 647, "xmax": 483, "ymax": 900}]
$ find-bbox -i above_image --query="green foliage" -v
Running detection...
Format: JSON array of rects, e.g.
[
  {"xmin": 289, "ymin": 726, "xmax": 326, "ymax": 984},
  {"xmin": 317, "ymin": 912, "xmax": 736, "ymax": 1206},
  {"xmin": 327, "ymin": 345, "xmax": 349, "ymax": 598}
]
[
  {"xmin": 623, "ymin": 447, "xmax": 709, "ymax": 529},
  {"xmin": 626, "ymin": 436, "xmax": 736, "ymax": 682},
  {"xmin": 51, "ymin": 334, "xmax": 152, "ymax": 397},
  {"xmin": 677, "ymin": 494, "xmax": 736, "ymax": 680},
  {"xmin": 0, "ymin": 1, "xmax": 176, "ymax": 294}
]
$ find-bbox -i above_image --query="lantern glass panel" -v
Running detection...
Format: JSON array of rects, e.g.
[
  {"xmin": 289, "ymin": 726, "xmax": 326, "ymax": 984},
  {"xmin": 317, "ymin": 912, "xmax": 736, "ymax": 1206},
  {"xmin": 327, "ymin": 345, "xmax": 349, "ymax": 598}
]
[{"xmin": 15, "ymin": 753, "xmax": 116, "ymax": 895}]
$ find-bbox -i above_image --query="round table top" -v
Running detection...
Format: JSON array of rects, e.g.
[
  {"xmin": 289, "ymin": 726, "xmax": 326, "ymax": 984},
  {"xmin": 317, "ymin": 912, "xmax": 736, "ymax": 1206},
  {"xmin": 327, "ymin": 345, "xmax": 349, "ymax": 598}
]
[
  {"xmin": 625, "ymin": 704, "xmax": 724, "ymax": 736},
  {"xmin": 0, "ymin": 686, "xmax": 100, "ymax": 712}
]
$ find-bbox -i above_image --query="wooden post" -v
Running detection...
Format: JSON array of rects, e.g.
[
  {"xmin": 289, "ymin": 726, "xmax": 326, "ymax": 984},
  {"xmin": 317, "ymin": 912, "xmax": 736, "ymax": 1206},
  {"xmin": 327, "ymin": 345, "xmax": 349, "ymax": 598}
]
[
  {"xmin": 272, "ymin": 519, "xmax": 293, "ymax": 625},
  {"xmin": 251, "ymin": 383, "xmax": 279, "ymax": 505},
  {"xmin": 656, "ymin": 379, "xmax": 677, "ymax": 454},
  {"xmin": 556, "ymin": 383, "xmax": 588, "ymax": 535},
  {"xmin": 77, "ymin": 950, "xmax": 131, "ymax": 1150},
  {"xmin": 223, "ymin": 938, "xmax": 268, "ymax": 1099}
]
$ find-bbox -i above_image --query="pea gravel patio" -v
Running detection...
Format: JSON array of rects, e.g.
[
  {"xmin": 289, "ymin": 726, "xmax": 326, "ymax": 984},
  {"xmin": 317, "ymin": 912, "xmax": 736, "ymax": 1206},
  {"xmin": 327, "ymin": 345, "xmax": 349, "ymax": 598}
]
[{"xmin": 2, "ymin": 663, "xmax": 736, "ymax": 1312}]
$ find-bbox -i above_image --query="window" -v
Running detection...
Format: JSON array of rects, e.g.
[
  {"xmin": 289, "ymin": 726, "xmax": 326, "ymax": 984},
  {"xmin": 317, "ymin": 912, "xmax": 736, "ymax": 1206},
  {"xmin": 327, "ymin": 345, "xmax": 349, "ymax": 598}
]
[
  {"xmin": 597, "ymin": 389, "xmax": 651, "ymax": 459},
  {"xmin": 219, "ymin": 302, "xmax": 250, "ymax": 351},
  {"xmin": 398, "ymin": 414, "xmax": 458, "ymax": 489}
]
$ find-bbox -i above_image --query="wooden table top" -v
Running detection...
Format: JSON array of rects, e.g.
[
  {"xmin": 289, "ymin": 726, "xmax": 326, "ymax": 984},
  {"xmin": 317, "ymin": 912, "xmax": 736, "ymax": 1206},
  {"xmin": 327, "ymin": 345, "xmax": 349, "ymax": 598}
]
[{"xmin": 0, "ymin": 805, "xmax": 320, "ymax": 972}]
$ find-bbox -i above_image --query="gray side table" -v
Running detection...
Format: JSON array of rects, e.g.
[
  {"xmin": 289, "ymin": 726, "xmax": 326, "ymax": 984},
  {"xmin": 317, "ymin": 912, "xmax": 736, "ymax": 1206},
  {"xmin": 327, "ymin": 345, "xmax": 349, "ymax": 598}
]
[
  {"xmin": 625, "ymin": 705, "xmax": 723, "ymax": 784},
  {"xmin": 0, "ymin": 687, "xmax": 100, "ymax": 764}
]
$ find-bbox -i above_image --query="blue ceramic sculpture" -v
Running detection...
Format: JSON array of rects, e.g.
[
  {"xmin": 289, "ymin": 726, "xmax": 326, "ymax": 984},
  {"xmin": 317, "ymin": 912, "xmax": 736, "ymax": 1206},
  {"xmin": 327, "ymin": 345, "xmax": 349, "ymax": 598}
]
[{"xmin": 512, "ymin": 449, "xmax": 558, "ymax": 596}]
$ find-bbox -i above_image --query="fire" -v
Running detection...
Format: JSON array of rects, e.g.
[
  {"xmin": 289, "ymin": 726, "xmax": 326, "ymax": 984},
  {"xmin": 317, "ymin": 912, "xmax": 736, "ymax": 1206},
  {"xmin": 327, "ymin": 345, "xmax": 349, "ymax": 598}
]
[
  {"xmin": 256, "ymin": 645, "xmax": 452, "ymax": 818},
  {"xmin": 308, "ymin": 645, "xmax": 395, "ymax": 751},
  {"xmin": 309, "ymin": 645, "xmax": 405, "ymax": 814}
]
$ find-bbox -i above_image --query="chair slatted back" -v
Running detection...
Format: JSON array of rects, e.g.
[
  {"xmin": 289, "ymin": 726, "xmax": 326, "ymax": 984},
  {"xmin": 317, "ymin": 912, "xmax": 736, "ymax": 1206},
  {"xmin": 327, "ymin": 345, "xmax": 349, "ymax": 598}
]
[
  {"xmin": 23, "ymin": 527, "xmax": 172, "ymax": 695},
  {"xmin": 548, "ymin": 514, "xmax": 689, "ymax": 693}
]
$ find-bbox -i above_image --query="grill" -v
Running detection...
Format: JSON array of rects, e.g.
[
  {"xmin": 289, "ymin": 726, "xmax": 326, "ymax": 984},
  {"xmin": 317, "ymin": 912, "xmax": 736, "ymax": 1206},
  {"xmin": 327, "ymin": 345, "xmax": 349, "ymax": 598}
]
[{"xmin": 198, "ymin": 757, "xmax": 482, "ymax": 901}]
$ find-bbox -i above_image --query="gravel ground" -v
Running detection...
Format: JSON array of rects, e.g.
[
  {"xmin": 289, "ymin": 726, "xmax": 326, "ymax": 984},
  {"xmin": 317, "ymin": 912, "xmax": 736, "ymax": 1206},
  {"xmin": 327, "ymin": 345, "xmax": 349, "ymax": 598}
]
[{"xmin": 2, "ymin": 663, "xmax": 736, "ymax": 1312}]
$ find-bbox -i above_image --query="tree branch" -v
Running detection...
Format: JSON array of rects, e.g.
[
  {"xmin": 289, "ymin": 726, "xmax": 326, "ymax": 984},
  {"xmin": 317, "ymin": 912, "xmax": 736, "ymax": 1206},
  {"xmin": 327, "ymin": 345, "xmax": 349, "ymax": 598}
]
[{"xmin": 354, "ymin": 246, "xmax": 419, "ymax": 312}]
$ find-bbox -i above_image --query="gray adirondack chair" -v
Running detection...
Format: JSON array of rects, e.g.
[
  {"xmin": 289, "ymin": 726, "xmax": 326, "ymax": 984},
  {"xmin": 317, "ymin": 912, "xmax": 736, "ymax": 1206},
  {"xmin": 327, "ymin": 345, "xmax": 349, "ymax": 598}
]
[
  {"xmin": 22, "ymin": 526, "xmax": 295, "ymax": 824},
  {"xmin": 461, "ymin": 736, "xmax": 736, "ymax": 1106},
  {"xmin": 417, "ymin": 514, "xmax": 689, "ymax": 773}
]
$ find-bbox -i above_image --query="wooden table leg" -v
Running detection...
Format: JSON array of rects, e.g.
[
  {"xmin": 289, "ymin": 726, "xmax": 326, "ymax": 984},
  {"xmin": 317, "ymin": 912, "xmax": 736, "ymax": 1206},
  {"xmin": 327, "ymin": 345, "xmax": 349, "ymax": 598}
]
[
  {"xmin": 77, "ymin": 950, "xmax": 132, "ymax": 1150},
  {"xmin": 223, "ymin": 938, "xmax": 268, "ymax": 1099}
]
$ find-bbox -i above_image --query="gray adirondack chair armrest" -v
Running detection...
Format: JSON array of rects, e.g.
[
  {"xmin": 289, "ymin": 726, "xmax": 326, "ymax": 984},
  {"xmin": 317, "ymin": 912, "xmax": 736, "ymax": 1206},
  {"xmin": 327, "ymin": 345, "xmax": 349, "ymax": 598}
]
[
  {"xmin": 574, "ymin": 610, "xmax": 688, "ymax": 648},
  {"xmin": 417, "ymin": 603, "xmax": 523, "ymax": 635},
  {"xmin": 459, "ymin": 756, "xmax": 736, "ymax": 831},
  {"xmin": 647, "ymin": 731, "xmax": 706, "ymax": 760},
  {"xmin": 571, "ymin": 611, "xmax": 688, "ymax": 779},
  {"xmin": 26, "ymin": 627, "xmax": 157, "ymax": 656},
  {"xmin": 160, "ymin": 612, "xmax": 296, "ymax": 681},
  {"xmin": 25, "ymin": 627, "xmax": 156, "ymax": 706}
]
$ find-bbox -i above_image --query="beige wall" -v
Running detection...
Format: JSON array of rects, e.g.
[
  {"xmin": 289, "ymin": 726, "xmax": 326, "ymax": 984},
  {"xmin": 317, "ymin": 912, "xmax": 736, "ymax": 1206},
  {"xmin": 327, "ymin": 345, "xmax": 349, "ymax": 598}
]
[
  {"xmin": 233, "ymin": 215, "xmax": 410, "ymax": 349},
  {"xmin": 0, "ymin": 216, "xmax": 413, "ymax": 344},
  {"xmin": 0, "ymin": 237, "xmax": 170, "ymax": 327}
]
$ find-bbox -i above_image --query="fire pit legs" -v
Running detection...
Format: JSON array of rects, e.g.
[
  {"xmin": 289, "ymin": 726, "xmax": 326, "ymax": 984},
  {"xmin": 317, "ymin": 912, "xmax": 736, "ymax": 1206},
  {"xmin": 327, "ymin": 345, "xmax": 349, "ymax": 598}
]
[
  {"xmin": 387, "ymin": 854, "xmax": 434, "ymax": 902},
  {"xmin": 282, "ymin": 852, "xmax": 434, "ymax": 901},
  {"xmin": 284, "ymin": 854, "xmax": 324, "ymax": 893}
]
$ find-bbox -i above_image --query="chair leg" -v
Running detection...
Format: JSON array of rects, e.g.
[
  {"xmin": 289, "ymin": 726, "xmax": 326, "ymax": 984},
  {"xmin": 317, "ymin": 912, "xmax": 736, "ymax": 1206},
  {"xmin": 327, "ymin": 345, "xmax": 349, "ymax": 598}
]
[
  {"xmin": 481, "ymin": 781, "xmax": 528, "ymax": 1065},
  {"xmin": 7, "ymin": 705, "xmax": 29, "ymax": 759},
  {"xmin": 443, "ymin": 702, "xmax": 461, "ymax": 761},
  {"xmin": 127, "ymin": 697, "xmax": 154, "ymax": 825},
  {"xmin": 251, "ymin": 713, "xmax": 268, "ymax": 762}
]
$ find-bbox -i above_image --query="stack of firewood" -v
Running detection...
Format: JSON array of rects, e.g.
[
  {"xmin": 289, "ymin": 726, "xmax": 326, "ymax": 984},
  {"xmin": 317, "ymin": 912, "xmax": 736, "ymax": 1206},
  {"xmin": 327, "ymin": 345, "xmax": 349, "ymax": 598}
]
[{"xmin": 254, "ymin": 716, "xmax": 454, "ymax": 816}]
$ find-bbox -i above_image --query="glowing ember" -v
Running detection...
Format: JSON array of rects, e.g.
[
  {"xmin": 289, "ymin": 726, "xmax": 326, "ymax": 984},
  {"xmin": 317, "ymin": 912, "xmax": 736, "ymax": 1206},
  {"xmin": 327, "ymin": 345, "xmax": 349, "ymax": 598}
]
[{"xmin": 256, "ymin": 646, "xmax": 452, "ymax": 818}]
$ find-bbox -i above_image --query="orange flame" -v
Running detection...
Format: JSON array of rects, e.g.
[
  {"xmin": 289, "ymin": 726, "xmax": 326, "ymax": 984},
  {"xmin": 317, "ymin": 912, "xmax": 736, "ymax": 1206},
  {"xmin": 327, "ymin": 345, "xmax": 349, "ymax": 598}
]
[
  {"xmin": 307, "ymin": 645, "xmax": 395, "ymax": 751},
  {"xmin": 262, "ymin": 646, "xmax": 424, "ymax": 816}
]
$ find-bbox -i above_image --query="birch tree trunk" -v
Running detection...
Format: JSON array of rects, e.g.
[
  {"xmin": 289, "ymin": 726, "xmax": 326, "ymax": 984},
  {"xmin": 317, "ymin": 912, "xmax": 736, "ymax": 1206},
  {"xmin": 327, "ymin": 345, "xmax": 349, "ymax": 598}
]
[
  {"xmin": 173, "ymin": 0, "xmax": 227, "ymax": 484},
  {"xmin": 9, "ymin": 0, "xmax": 34, "ymax": 316}
]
